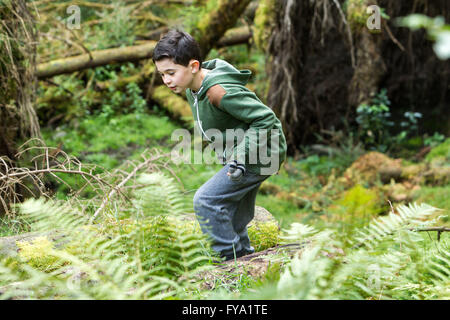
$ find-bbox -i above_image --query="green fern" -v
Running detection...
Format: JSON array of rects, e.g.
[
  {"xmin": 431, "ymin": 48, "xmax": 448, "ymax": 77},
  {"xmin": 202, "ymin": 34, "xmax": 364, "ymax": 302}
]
[
  {"xmin": 351, "ymin": 203, "xmax": 439, "ymax": 250},
  {"xmin": 235, "ymin": 202, "xmax": 448, "ymax": 300},
  {"xmin": 0, "ymin": 172, "xmax": 214, "ymax": 299}
]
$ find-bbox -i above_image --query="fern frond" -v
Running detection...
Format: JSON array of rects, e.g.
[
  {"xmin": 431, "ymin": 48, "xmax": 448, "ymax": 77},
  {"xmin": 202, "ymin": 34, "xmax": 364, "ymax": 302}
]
[
  {"xmin": 280, "ymin": 222, "xmax": 318, "ymax": 244},
  {"xmin": 352, "ymin": 202, "xmax": 439, "ymax": 250}
]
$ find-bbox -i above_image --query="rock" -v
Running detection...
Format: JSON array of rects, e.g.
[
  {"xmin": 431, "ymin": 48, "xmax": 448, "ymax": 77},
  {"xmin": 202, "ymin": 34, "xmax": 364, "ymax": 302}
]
[
  {"xmin": 0, "ymin": 230, "xmax": 67, "ymax": 257},
  {"xmin": 180, "ymin": 206, "xmax": 279, "ymax": 229},
  {"xmin": 248, "ymin": 206, "xmax": 278, "ymax": 227}
]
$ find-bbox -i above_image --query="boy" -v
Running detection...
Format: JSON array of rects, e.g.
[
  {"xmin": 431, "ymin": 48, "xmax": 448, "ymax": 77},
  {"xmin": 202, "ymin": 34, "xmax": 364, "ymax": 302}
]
[{"xmin": 152, "ymin": 29, "xmax": 287, "ymax": 261}]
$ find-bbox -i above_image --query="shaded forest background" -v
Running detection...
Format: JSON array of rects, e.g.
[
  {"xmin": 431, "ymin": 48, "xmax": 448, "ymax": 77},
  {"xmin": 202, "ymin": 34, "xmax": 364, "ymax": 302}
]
[
  {"xmin": 1, "ymin": 0, "xmax": 449, "ymax": 158},
  {"xmin": 265, "ymin": 0, "xmax": 449, "ymax": 149}
]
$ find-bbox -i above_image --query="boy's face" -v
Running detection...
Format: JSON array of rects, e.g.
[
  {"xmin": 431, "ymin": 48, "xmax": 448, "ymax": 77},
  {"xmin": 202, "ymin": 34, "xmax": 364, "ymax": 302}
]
[{"xmin": 155, "ymin": 58, "xmax": 200, "ymax": 94}]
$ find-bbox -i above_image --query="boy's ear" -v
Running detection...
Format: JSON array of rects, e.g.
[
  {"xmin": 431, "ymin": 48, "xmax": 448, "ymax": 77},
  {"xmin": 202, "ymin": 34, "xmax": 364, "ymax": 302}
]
[{"xmin": 189, "ymin": 59, "xmax": 201, "ymax": 73}]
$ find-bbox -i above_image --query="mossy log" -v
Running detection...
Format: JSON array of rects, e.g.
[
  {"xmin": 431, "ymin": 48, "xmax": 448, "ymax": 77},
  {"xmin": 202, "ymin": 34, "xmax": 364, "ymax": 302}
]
[
  {"xmin": 151, "ymin": 86, "xmax": 193, "ymax": 125},
  {"xmin": 198, "ymin": 243, "xmax": 304, "ymax": 290},
  {"xmin": 35, "ymin": 0, "xmax": 254, "ymax": 80},
  {"xmin": 139, "ymin": 25, "xmax": 253, "ymax": 48},
  {"xmin": 36, "ymin": 25, "xmax": 252, "ymax": 80},
  {"xmin": 215, "ymin": 26, "xmax": 252, "ymax": 48},
  {"xmin": 36, "ymin": 41, "xmax": 157, "ymax": 79}
]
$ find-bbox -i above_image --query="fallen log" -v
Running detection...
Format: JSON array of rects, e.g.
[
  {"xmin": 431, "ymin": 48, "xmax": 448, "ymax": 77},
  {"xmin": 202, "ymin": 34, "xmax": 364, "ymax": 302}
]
[
  {"xmin": 35, "ymin": 0, "xmax": 253, "ymax": 80},
  {"xmin": 36, "ymin": 41, "xmax": 157, "ymax": 79},
  {"xmin": 137, "ymin": 25, "xmax": 253, "ymax": 48},
  {"xmin": 216, "ymin": 26, "xmax": 252, "ymax": 48},
  {"xmin": 150, "ymin": 86, "xmax": 193, "ymax": 125},
  {"xmin": 37, "ymin": 24, "xmax": 253, "ymax": 80}
]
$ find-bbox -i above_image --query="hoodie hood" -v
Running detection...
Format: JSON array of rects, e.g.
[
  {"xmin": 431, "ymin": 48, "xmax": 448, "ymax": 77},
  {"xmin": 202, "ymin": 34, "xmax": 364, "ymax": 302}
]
[{"xmin": 195, "ymin": 59, "xmax": 252, "ymax": 99}]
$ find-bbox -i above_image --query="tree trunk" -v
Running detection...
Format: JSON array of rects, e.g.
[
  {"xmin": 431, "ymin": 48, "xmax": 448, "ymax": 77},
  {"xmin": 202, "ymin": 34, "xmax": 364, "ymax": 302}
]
[
  {"xmin": 258, "ymin": 0, "xmax": 450, "ymax": 151},
  {"xmin": 191, "ymin": 0, "xmax": 253, "ymax": 59},
  {"xmin": 0, "ymin": 0, "xmax": 40, "ymax": 215},
  {"xmin": 347, "ymin": 0, "xmax": 386, "ymax": 107}
]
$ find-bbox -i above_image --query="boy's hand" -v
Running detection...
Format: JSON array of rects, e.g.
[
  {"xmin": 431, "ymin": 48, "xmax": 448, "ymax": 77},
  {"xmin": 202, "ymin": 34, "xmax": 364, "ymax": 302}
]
[{"xmin": 227, "ymin": 160, "xmax": 246, "ymax": 181}]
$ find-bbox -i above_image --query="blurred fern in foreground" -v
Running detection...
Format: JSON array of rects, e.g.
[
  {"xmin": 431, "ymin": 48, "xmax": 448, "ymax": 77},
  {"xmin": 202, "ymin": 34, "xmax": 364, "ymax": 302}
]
[
  {"xmin": 234, "ymin": 203, "xmax": 449, "ymax": 300},
  {"xmin": 0, "ymin": 172, "xmax": 213, "ymax": 299}
]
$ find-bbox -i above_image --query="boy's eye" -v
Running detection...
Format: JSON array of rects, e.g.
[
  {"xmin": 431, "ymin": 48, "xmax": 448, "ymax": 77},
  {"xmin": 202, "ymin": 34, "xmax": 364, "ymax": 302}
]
[{"xmin": 159, "ymin": 72, "xmax": 174, "ymax": 77}]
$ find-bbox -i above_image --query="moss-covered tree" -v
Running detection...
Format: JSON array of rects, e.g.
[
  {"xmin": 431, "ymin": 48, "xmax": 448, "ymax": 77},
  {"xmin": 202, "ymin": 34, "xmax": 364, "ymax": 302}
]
[{"xmin": 0, "ymin": 0, "xmax": 40, "ymax": 214}]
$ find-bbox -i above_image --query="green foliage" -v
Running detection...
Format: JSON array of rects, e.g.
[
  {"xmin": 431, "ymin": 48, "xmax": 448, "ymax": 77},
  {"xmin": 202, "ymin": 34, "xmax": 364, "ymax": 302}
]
[
  {"xmin": 36, "ymin": 75, "xmax": 88, "ymax": 123},
  {"xmin": 297, "ymin": 134, "xmax": 365, "ymax": 178},
  {"xmin": 334, "ymin": 184, "xmax": 385, "ymax": 236},
  {"xmin": 89, "ymin": 1, "xmax": 136, "ymax": 49},
  {"xmin": 298, "ymin": 155, "xmax": 333, "ymax": 176},
  {"xmin": 0, "ymin": 216, "xmax": 30, "ymax": 237},
  {"xmin": 397, "ymin": 14, "xmax": 450, "ymax": 60},
  {"xmin": 37, "ymin": 62, "xmax": 148, "ymax": 126},
  {"xmin": 424, "ymin": 132, "xmax": 446, "ymax": 148},
  {"xmin": 179, "ymin": 0, "xmax": 218, "ymax": 34},
  {"xmin": 414, "ymin": 185, "xmax": 450, "ymax": 222},
  {"xmin": 93, "ymin": 65, "xmax": 147, "ymax": 119},
  {"xmin": 40, "ymin": 112, "xmax": 179, "ymax": 199},
  {"xmin": 255, "ymin": 194, "xmax": 302, "ymax": 228},
  {"xmin": 43, "ymin": 113, "xmax": 177, "ymax": 160},
  {"xmin": 238, "ymin": 203, "xmax": 449, "ymax": 300},
  {"xmin": 425, "ymin": 137, "xmax": 450, "ymax": 164},
  {"xmin": 0, "ymin": 172, "xmax": 215, "ymax": 299},
  {"xmin": 356, "ymin": 89, "xmax": 423, "ymax": 153}
]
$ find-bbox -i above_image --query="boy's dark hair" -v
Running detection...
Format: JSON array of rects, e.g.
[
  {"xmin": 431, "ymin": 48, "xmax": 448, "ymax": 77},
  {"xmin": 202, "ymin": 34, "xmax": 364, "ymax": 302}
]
[{"xmin": 152, "ymin": 29, "xmax": 203, "ymax": 67}]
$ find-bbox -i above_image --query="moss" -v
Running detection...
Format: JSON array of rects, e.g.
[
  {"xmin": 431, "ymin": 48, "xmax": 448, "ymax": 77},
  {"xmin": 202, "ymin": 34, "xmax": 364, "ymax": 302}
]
[
  {"xmin": 401, "ymin": 164, "xmax": 425, "ymax": 180},
  {"xmin": 425, "ymin": 137, "xmax": 450, "ymax": 165},
  {"xmin": 423, "ymin": 167, "xmax": 450, "ymax": 186},
  {"xmin": 248, "ymin": 221, "xmax": 281, "ymax": 252},
  {"xmin": 152, "ymin": 86, "xmax": 193, "ymax": 123},
  {"xmin": 253, "ymin": 0, "xmax": 277, "ymax": 51},
  {"xmin": 345, "ymin": 0, "xmax": 372, "ymax": 31},
  {"xmin": 339, "ymin": 151, "xmax": 402, "ymax": 187},
  {"xmin": 259, "ymin": 181, "xmax": 282, "ymax": 195},
  {"xmin": 16, "ymin": 236, "xmax": 64, "ymax": 272}
]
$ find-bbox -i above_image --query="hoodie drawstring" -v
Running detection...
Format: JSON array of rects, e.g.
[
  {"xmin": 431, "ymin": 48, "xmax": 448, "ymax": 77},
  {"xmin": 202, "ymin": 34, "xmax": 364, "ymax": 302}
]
[
  {"xmin": 193, "ymin": 87, "xmax": 212, "ymax": 143},
  {"xmin": 193, "ymin": 87, "xmax": 228, "ymax": 164}
]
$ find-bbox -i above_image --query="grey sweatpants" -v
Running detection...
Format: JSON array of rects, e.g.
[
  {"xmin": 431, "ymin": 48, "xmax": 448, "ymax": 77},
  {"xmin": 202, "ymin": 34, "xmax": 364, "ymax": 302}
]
[{"xmin": 193, "ymin": 163, "xmax": 270, "ymax": 256}]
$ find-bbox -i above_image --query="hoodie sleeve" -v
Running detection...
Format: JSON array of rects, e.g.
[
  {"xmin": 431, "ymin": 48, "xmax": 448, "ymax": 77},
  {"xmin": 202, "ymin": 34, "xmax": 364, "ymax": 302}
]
[{"xmin": 219, "ymin": 88, "xmax": 277, "ymax": 165}]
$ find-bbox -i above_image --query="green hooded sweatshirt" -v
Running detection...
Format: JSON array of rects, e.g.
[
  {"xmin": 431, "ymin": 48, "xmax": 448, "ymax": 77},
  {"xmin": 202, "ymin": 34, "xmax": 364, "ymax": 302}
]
[{"xmin": 186, "ymin": 58, "xmax": 287, "ymax": 175}]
